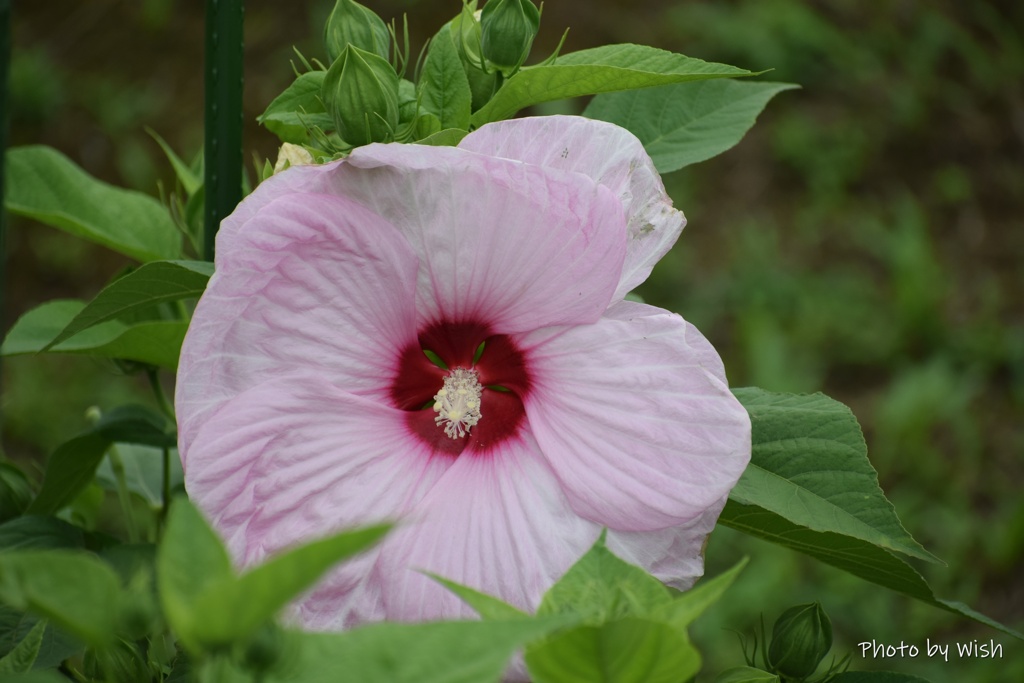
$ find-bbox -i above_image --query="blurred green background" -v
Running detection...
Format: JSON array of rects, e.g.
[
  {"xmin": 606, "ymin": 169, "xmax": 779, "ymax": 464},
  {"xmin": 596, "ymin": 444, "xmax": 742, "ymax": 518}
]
[{"xmin": 3, "ymin": 0, "xmax": 1022, "ymax": 679}]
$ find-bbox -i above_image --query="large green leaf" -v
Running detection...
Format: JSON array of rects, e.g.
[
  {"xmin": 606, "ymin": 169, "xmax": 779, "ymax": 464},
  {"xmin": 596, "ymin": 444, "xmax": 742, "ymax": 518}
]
[
  {"xmin": 188, "ymin": 524, "xmax": 390, "ymax": 647},
  {"xmin": 829, "ymin": 674, "xmax": 932, "ymax": 683},
  {"xmin": 418, "ymin": 25, "xmax": 473, "ymax": 131},
  {"xmin": 470, "ymin": 44, "xmax": 754, "ymax": 126},
  {"xmin": 0, "ymin": 551, "xmax": 121, "ymax": 648},
  {"xmin": 0, "ymin": 619, "xmax": 46, "ymax": 674},
  {"xmin": 2, "ymin": 299, "xmax": 188, "ymax": 369},
  {"xmin": 537, "ymin": 533, "xmax": 670, "ymax": 622},
  {"xmin": 719, "ymin": 501, "xmax": 1022, "ymax": 639},
  {"xmin": 28, "ymin": 405, "xmax": 175, "ymax": 515},
  {"xmin": 0, "ymin": 516, "xmax": 85, "ymax": 550},
  {"xmin": 428, "ymin": 573, "xmax": 530, "ymax": 620},
  {"xmin": 157, "ymin": 499, "xmax": 234, "ymax": 653},
  {"xmin": 584, "ymin": 80, "xmax": 798, "ymax": 173},
  {"xmin": 95, "ymin": 444, "xmax": 184, "ymax": 508},
  {"xmin": 0, "ymin": 670, "xmax": 71, "ymax": 683},
  {"xmin": 713, "ymin": 667, "xmax": 780, "ymax": 683},
  {"xmin": 525, "ymin": 618, "xmax": 700, "ymax": 683},
  {"xmin": 651, "ymin": 558, "xmax": 746, "ymax": 632},
  {"xmin": 275, "ymin": 618, "xmax": 572, "ymax": 683},
  {"xmin": 257, "ymin": 71, "xmax": 333, "ymax": 144},
  {"xmin": 5, "ymin": 146, "xmax": 182, "ymax": 262},
  {"xmin": 158, "ymin": 499, "xmax": 390, "ymax": 652},
  {"xmin": 0, "ymin": 608, "xmax": 81, "ymax": 672},
  {"xmin": 46, "ymin": 260, "xmax": 211, "ymax": 348},
  {"xmin": 417, "ymin": 128, "xmax": 470, "ymax": 147},
  {"xmin": 731, "ymin": 388, "xmax": 937, "ymax": 563}
]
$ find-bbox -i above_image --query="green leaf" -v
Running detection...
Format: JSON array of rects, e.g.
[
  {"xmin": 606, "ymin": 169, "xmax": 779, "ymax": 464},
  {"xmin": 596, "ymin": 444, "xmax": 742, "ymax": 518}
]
[
  {"xmin": 731, "ymin": 388, "xmax": 937, "ymax": 563},
  {"xmin": 417, "ymin": 128, "xmax": 470, "ymax": 147},
  {"xmin": 26, "ymin": 434, "xmax": 109, "ymax": 516},
  {"xmin": 95, "ymin": 445, "xmax": 184, "ymax": 508},
  {"xmin": 0, "ymin": 464, "xmax": 33, "ymax": 522},
  {"xmin": 428, "ymin": 573, "xmax": 530, "ymax": 620},
  {"xmin": 713, "ymin": 666, "xmax": 781, "ymax": 683},
  {"xmin": 0, "ymin": 619, "xmax": 46, "ymax": 674},
  {"xmin": 28, "ymin": 405, "xmax": 176, "ymax": 515},
  {"xmin": 147, "ymin": 128, "xmax": 202, "ymax": 196},
  {"xmin": 2, "ymin": 300, "xmax": 188, "ymax": 369},
  {"xmin": 0, "ymin": 671, "xmax": 72, "ymax": 683},
  {"xmin": 0, "ymin": 606, "xmax": 79, "ymax": 671},
  {"xmin": 584, "ymin": 80, "xmax": 799, "ymax": 173},
  {"xmin": 277, "ymin": 618, "xmax": 572, "ymax": 683},
  {"xmin": 0, "ymin": 551, "xmax": 121, "ymax": 648},
  {"xmin": 257, "ymin": 71, "xmax": 334, "ymax": 144},
  {"xmin": 829, "ymin": 673, "xmax": 932, "ymax": 683},
  {"xmin": 538, "ymin": 532, "xmax": 671, "ymax": 622},
  {"xmin": 471, "ymin": 44, "xmax": 754, "ymax": 126},
  {"xmin": 0, "ymin": 607, "xmax": 81, "ymax": 671},
  {"xmin": 419, "ymin": 25, "xmax": 473, "ymax": 131},
  {"xmin": 651, "ymin": 558, "xmax": 747, "ymax": 632},
  {"xmin": 0, "ymin": 516, "xmax": 86, "ymax": 550},
  {"xmin": 46, "ymin": 260, "xmax": 212, "ymax": 348},
  {"xmin": 188, "ymin": 523, "xmax": 390, "ymax": 647},
  {"xmin": 91, "ymin": 404, "xmax": 176, "ymax": 449},
  {"xmin": 5, "ymin": 146, "xmax": 182, "ymax": 262},
  {"xmin": 525, "ymin": 617, "xmax": 700, "ymax": 683},
  {"xmin": 158, "ymin": 498, "xmax": 389, "ymax": 652},
  {"xmin": 157, "ymin": 499, "xmax": 233, "ymax": 653},
  {"xmin": 719, "ymin": 501, "xmax": 1023, "ymax": 639}
]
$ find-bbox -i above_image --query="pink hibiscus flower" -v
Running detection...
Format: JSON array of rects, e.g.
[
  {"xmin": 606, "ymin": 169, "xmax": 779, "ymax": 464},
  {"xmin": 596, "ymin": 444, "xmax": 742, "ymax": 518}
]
[{"xmin": 175, "ymin": 115, "xmax": 751, "ymax": 630}]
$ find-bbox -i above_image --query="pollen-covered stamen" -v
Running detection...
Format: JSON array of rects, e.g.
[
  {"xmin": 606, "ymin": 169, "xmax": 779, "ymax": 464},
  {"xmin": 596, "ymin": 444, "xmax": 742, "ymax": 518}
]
[{"xmin": 433, "ymin": 368, "xmax": 484, "ymax": 439}]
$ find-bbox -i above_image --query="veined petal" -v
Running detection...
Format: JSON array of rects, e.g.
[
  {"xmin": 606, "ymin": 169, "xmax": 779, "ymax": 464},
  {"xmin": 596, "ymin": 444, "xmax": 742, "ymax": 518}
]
[
  {"xmin": 374, "ymin": 432, "xmax": 601, "ymax": 621},
  {"xmin": 309, "ymin": 143, "xmax": 627, "ymax": 333},
  {"xmin": 607, "ymin": 495, "xmax": 728, "ymax": 591},
  {"xmin": 184, "ymin": 375, "xmax": 452, "ymax": 626},
  {"xmin": 520, "ymin": 300, "xmax": 751, "ymax": 531},
  {"xmin": 459, "ymin": 116, "xmax": 685, "ymax": 300},
  {"xmin": 176, "ymin": 192, "xmax": 419, "ymax": 455}
]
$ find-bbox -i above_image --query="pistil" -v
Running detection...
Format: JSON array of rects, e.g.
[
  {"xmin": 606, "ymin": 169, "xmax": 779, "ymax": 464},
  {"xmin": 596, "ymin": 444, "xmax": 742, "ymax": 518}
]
[{"xmin": 433, "ymin": 368, "xmax": 483, "ymax": 439}]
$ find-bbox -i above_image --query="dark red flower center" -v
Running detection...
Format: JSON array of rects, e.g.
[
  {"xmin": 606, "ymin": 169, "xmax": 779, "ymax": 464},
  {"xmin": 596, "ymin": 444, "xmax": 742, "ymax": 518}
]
[{"xmin": 390, "ymin": 320, "xmax": 531, "ymax": 457}]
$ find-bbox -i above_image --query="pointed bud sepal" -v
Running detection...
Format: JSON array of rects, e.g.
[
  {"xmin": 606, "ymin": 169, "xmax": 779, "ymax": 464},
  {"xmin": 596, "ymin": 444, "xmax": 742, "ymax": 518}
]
[
  {"xmin": 323, "ymin": 0, "xmax": 391, "ymax": 63},
  {"xmin": 451, "ymin": 1, "xmax": 485, "ymax": 68},
  {"xmin": 768, "ymin": 603, "xmax": 833, "ymax": 680},
  {"xmin": 480, "ymin": 0, "xmax": 540, "ymax": 73},
  {"xmin": 321, "ymin": 45, "xmax": 400, "ymax": 146}
]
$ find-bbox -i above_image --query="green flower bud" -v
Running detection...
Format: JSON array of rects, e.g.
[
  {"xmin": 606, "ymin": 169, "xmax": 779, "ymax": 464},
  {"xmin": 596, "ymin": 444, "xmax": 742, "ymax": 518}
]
[
  {"xmin": 480, "ymin": 0, "xmax": 540, "ymax": 72},
  {"xmin": 768, "ymin": 603, "xmax": 833, "ymax": 680},
  {"xmin": 324, "ymin": 0, "xmax": 390, "ymax": 64},
  {"xmin": 321, "ymin": 45, "xmax": 400, "ymax": 146}
]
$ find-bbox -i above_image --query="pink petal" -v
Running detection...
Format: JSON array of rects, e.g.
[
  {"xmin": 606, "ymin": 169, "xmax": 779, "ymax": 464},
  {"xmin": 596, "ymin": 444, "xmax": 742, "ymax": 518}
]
[
  {"xmin": 184, "ymin": 374, "xmax": 452, "ymax": 627},
  {"xmin": 176, "ymin": 192, "xmax": 419, "ymax": 456},
  {"xmin": 307, "ymin": 143, "xmax": 627, "ymax": 333},
  {"xmin": 459, "ymin": 116, "xmax": 686, "ymax": 300},
  {"xmin": 519, "ymin": 300, "xmax": 751, "ymax": 532},
  {"xmin": 373, "ymin": 432, "xmax": 601, "ymax": 621},
  {"xmin": 607, "ymin": 495, "xmax": 728, "ymax": 591}
]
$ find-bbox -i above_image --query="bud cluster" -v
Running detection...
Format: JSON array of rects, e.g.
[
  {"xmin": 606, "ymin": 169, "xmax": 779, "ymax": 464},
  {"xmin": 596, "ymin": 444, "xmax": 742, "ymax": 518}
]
[{"xmin": 320, "ymin": 0, "xmax": 400, "ymax": 146}]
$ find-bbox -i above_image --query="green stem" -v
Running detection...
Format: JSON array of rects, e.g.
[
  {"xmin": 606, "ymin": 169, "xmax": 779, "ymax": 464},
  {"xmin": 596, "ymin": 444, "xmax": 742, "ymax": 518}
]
[
  {"xmin": 108, "ymin": 444, "xmax": 140, "ymax": 543},
  {"xmin": 160, "ymin": 446, "xmax": 171, "ymax": 536},
  {"xmin": 147, "ymin": 368, "xmax": 175, "ymax": 421},
  {"xmin": 146, "ymin": 369, "xmax": 176, "ymax": 533},
  {"xmin": 204, "ymin": 0, "xmax": 245, "ymax": 261}
]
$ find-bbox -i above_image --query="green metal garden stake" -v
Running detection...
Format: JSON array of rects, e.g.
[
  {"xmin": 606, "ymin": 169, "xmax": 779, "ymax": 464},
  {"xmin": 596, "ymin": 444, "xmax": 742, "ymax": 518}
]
[
  {"xmin": 204, "ymin": 0, "xmax": 245, "ymax": 262},
  {"xmin": 0, "ymin": 0, "xmax": 10, "ymax": 410}
]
